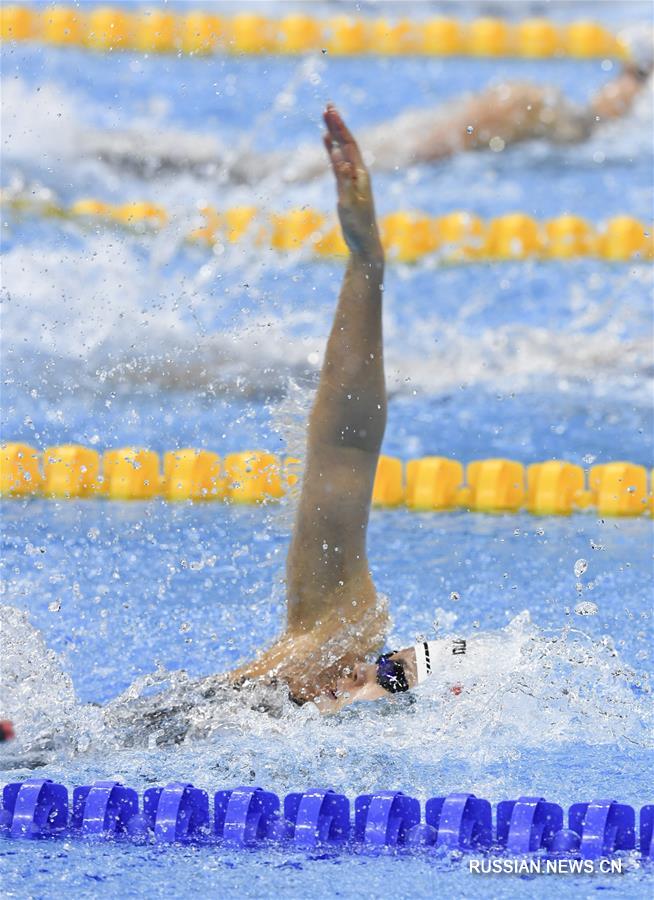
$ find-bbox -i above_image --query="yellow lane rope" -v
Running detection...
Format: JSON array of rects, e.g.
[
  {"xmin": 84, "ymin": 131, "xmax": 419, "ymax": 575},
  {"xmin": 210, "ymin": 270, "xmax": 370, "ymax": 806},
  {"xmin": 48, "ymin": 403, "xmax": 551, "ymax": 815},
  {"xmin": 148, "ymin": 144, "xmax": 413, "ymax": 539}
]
[
  {"xmin": 4, "ymin": 195, "xmax": 652, "ymax": 263},
  {"xmin": 1, "ymin": 443, "xmax": 651, "ymax": 516},
  {"xmin": 0, "ymin": 8, "xmax": 632, "ymax": 59}
]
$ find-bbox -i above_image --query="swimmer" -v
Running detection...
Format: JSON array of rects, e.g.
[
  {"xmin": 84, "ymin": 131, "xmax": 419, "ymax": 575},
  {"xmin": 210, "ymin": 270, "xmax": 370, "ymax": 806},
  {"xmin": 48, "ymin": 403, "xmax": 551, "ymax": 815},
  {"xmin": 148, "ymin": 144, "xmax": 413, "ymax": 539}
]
[
  {"xmin": 228, "ymin": 103, "xmax": 390, "ymax": 706},
  {"xmin": 81, "ymin": 26, "xmax": 653, "ymax": 181},
  {"xmin": 105, "ymin": 103, "xmax": 449, "ymax": 739},
  {"xmin": 227, "ymin": 107, "xmax": 520, "ymax": 714}
]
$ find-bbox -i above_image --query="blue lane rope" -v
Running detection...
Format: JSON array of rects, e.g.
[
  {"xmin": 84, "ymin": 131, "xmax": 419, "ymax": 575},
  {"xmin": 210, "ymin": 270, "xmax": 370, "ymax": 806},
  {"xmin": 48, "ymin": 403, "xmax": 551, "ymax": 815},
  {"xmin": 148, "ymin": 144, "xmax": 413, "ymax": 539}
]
[{"xmin": 1, "ymin": 779, "xmax": 652, "ymax": 858}]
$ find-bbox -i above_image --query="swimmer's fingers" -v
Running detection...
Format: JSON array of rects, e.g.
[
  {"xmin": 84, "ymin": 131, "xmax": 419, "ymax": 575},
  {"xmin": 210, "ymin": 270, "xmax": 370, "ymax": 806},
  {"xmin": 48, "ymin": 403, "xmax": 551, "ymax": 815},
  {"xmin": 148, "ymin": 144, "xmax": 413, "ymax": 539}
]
[
  {"xmin": 323, "ymin": 134, "xmax": 354, "ymax": 198},
  {"xmin": 323, "ymin": 105, "xmax": 364, "ymax": 169}
]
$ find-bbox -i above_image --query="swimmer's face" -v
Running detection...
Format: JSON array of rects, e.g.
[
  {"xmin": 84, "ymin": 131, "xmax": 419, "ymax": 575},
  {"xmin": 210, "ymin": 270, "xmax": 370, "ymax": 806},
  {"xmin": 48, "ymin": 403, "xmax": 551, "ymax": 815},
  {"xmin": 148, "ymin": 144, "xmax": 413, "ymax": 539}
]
[{"xmin": 315, "ymin": 648, "xmax": 417, "ymax": 713}]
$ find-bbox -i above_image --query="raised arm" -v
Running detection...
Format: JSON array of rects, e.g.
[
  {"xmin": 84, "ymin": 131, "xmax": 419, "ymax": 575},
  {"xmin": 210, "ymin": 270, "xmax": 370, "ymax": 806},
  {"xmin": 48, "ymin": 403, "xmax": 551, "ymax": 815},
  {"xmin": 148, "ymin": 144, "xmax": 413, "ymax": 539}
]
[
  {"xmin": 229, "ymin": 107, "xmax": 388, "ymax": 700},
  {"xmin": 285, "ymin": 105, "xmax": 386, "ymax": 634}
]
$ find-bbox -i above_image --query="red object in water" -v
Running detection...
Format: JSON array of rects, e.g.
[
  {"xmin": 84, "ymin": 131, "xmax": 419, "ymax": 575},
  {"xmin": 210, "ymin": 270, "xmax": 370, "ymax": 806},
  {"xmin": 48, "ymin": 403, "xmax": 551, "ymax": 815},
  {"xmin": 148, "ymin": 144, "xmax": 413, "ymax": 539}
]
[
  {"xmin": 0, "ymin": 720, "xmax": 15, "ymax": 742},
  {"xmin": 450, "ymin": 684, "xmax": 463, "ymax": 696}
]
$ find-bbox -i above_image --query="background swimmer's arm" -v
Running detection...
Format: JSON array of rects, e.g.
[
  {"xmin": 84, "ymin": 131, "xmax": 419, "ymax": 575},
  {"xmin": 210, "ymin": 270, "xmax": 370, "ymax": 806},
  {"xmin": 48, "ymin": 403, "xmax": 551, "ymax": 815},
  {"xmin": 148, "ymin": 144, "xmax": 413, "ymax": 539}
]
[
  {"xmin": 589, "ymin": 66, "xmax": 646, "ymax": 122},
  {"xmin": 414, "ymin": 80, "xmax": 605, "ymax": 161},
  {"xmin": 403, "ymin": 84, "xmax": 554, "ymax": 162},
  {"xmin": 286, "ymin": 106, "xmax": 385, "ymax": 633}
]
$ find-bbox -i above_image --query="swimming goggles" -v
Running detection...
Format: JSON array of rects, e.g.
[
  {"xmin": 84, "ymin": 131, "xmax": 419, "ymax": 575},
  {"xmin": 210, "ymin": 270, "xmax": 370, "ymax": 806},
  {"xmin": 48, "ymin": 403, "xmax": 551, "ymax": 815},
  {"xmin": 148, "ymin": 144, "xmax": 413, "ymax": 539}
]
[{"xmin": 375, "ymin": 652, "xmax": 410, "ymax": 694}]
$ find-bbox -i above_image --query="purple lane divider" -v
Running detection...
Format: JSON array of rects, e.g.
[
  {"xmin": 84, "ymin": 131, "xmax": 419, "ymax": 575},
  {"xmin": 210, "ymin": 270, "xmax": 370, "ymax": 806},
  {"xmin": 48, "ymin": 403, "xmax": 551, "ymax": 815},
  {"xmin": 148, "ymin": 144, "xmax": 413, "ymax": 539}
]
[
  {"xmin": 71, "ymin": 780, "xmax": 139, "ymax": 836},
  {"xmin": 639, "ymin": 806, "xmax": 654, "ymax": 859},
  {"xmin": 284, "ymin": 788, "xmax": 350, "ymax": 847},
  {"xmin": 215, "ymin": 786, "xmax": 280, "ymax": 846},
  {"xmin": 143, "ymin": 782, "xmax": 210, "ymax": 843},
  {"xmin": 1, "ymin": 777, "xmax": 652, "ymax": 858},
  {"xmin": 426, "ymin": 792, "xmax": 492, "ymax": 850},
  {"xmin": 496, "ymin": 796, "xmax": 563, "ymax": 853},
  {"xmin": 3, "ymin": 779, "xmax": 68, "ymax": 839},
  {"xmin": 568, "ymin": 799, "xmax": 636, "ymax": 858},
  {"xmin": 355, "ymin": 791, "xmax": 420, "ymax": 847}
]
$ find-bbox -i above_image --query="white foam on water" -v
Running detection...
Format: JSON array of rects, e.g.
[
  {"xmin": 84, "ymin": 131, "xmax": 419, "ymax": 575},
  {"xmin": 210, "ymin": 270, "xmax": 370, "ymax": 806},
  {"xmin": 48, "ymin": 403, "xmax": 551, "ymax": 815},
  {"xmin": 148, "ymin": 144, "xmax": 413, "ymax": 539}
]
[
  {"xmin": 2, "ymin": 234, "xmax": 651, "ymax": 402},
  {"xmin": 0, "ymin": 606, "xmax": 103, "ymax": 764}
]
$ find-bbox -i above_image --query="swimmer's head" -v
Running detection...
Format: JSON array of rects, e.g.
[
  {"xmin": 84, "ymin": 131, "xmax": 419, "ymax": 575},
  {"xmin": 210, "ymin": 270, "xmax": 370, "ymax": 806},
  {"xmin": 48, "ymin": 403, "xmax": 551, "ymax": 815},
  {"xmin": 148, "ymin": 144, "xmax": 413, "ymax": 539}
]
[
  {"xmin": 315, "ymin": 646, "xmax": 418, "ymax": 712},
  {"xmin": 619, "ymin": 25, "xmax": 654, "ymax": 78}
]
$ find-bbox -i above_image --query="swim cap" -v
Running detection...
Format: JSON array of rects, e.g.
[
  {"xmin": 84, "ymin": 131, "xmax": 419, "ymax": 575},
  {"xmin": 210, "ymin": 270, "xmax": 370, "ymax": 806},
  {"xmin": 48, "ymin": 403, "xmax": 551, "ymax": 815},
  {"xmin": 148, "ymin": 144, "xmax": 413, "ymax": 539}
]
[
  {"xmin": 414, "ymin": 638, "xmax": 468, "ymax": 683},
  {"xmin": 619, "ymin": 25, "xmax": 654, "ymax": 75}
]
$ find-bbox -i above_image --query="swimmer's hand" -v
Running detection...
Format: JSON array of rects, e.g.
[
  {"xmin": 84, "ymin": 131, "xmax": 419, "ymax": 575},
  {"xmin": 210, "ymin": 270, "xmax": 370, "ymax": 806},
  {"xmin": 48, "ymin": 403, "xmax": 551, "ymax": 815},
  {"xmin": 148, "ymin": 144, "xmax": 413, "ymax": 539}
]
[{"xmin": 323, "ymin": 104, "xmax": 383, "ymax": 261}]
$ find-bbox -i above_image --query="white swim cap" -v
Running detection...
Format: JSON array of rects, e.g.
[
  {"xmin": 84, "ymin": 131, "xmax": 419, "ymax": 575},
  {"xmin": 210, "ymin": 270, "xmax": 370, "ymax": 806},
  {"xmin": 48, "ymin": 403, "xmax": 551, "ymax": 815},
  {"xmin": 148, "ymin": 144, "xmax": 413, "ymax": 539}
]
[
  {"xmin": 414, "ymin": 638, "xmax": 467, "ymax": 683},
  {"xmin": 618, "ymin": 25, "xmax": 654, "ymax": 74}
]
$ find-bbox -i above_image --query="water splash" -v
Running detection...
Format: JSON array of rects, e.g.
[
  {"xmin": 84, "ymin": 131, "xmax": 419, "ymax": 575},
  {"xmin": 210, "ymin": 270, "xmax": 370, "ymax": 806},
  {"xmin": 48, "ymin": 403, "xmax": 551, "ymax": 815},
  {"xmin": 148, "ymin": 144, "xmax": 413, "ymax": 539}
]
[
  {"xmin": 0, "ymin": 605, "xmax": 103, "ymax": 766},
  {"xmin": 1, "ymin": 606, "xmax": 650, "ymax": 780}
]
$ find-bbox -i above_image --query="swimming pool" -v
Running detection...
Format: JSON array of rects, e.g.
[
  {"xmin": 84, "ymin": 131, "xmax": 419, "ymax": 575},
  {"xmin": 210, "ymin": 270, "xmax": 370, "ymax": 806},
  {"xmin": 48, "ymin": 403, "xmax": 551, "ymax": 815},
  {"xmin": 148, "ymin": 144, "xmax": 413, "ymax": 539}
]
[{"xmin": 1, "ymin": 2, "xmax": 653, "ymax": 896}]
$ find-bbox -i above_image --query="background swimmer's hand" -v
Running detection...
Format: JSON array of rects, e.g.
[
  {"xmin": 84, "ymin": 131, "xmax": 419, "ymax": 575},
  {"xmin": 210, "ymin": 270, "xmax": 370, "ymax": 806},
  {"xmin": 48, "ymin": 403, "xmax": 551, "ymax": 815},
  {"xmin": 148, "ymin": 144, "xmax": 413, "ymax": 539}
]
[{"xmin": 323, "ymin": 104, "xmax": 383, "ymax": 260}]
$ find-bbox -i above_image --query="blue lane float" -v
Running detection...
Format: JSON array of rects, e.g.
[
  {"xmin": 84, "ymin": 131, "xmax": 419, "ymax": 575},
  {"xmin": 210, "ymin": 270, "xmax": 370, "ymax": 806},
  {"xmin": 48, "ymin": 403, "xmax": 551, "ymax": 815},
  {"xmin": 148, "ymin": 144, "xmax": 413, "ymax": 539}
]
[{"xmin": 1, "ymin": 779, "xmax": 653, "ymax": 859}]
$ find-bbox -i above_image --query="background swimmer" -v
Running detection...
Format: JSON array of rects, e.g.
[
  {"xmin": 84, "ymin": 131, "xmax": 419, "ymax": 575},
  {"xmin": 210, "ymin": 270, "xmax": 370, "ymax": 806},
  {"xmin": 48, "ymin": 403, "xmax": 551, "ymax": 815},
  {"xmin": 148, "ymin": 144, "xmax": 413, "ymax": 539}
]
[{"xmin": 80, "ymin": 30, "xmax": 653, "ymax": 182}]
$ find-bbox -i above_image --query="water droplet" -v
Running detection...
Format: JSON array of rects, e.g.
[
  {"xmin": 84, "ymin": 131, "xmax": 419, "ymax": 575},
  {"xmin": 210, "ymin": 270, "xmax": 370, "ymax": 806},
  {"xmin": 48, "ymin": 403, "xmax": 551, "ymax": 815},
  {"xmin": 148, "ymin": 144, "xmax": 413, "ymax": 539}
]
[
  {"xmin": 48, "ymin": 600, "xmax": 61, "ymax": 612},
  {"xmin": 574, "ymin": 559, "xmax": 588, "ymax": 578},
  {"xmin": 450, "ymin": 591, "xmax": 460, "ymax": 602},
  {"xmin": 574, "ymin": 601, "xmax": 598, "ymax": 616},
  {"xmin": 466, "ymin": 125, "xmax": 474, "ymax": 134},
  {"xmin": 179, "ymin": 622, "xmax": 191, "ymax": 633}
]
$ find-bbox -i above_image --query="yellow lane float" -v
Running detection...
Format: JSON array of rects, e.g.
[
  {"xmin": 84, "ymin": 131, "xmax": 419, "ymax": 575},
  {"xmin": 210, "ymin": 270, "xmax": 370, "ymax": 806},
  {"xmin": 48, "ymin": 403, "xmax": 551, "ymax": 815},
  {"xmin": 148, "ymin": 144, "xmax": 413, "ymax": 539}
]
[
  {"xmin": 484, "ymin": 214, "xmax": 543, "ymax": 260},
  {"xmin": 420, "ymin": 18, "xmax": 463, "ymax": 55},
  {"xmin": 179, "ymin": 13, "xmax": 222, "ymax": 54},
  {"xmin": 373, "ymin": 456, "xmax": 405, "ymax": 507},
  {"xmin": 1, "ymin": 443, "xmax": 652, "ymax": 516},
  {"xmin": 4, "ymin": 195, "xmax": 651, "ymax": 265},
  {"xmin": 466, "ymin": 18, "xmax": 512, "ymax": 57},
  {"xmin": 564, "ymin": 20, "xmax": 618, "ymax": 59},
  {"xmin": 596, "ymin": 216, "xmax": 652, "ymax": 262},
  {"xmin": 0, "ymin": 9, "xmax": 628, "ymax": 59},
  {"xmin": 0, "ymin": 443, "xmax": 43, "ymax": 496},
  {"xmin": 324, "ymin": 16, "xmax": 369, "ymax": 55},
  {"xmin": 43, "ymin": 445, "xmax": 100, "ymax": 498},
  {"xmin": 544, "ymin": 215, "xmax": 595, "ymax": 259},
  {"xmin": 86, "ymin": 7, "xmax": 131, "ymax": 51},
  {"xmin": 464, "ymin": 459, "xmax": 526, "ymax": 513},
  {"xmin": 589, "ymin": 463, "xmax": 648, "ymax": 516},
  {"xmin": 163, "ymin": 449, "xmax": 223, "ymax": 501},
  {"xmin": 515, "ymin": 19, "xmax": 561, "ymax": 58},
  {"xmin": 103, "ymin": 448, "xmax": 161, "ymax": 500},
  {"xmin": 406, "ymin": 457, "xmax": 463, "ymax": 511},
  {"xmin": 527, "ymin": 461, "xmax": 585, "ymax": 515},
  {"xmin": 1, "ymin": 5, "xmax": 36, "ymax": 40},
  {"xmin": 133, "ymin": 10, "xmax": 176, "ymax": 53},
  {"xmin": 223, "ymin": 452, "xmax": 284, "ymax": 504},
  {"xmin": 41, "ymin": 6, "xmax": 82, "ymax": 46},
  {"xmin": 276, "ymin": 14, "xmax": 323, "ymax": 53}
]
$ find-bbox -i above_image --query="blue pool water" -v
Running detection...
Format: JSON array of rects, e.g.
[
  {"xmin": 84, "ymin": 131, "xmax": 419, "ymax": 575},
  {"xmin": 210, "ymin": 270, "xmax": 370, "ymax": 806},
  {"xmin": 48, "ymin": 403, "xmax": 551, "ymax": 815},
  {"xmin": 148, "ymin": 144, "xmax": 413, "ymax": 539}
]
[{"xmin": 1, "ymin": 1, "xmax": 653, "ymax": 896}]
